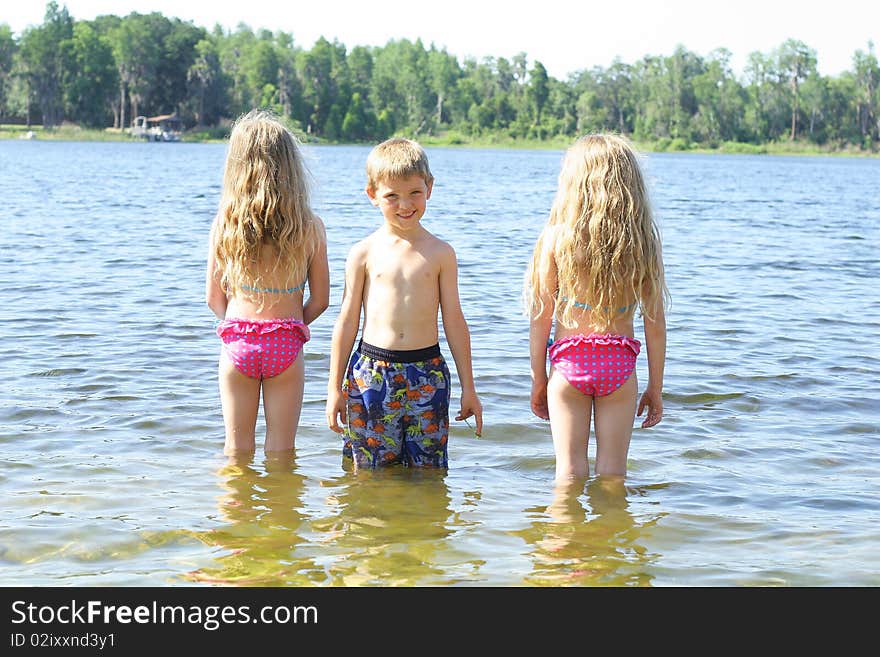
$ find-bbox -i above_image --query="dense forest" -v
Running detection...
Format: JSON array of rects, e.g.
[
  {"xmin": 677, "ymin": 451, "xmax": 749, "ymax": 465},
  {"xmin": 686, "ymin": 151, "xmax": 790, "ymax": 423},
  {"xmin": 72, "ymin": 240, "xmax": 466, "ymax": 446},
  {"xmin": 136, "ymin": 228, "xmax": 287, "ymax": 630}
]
[{"xmin": 1, "ymin": 2, "xmax": 878, "ymax": 150}]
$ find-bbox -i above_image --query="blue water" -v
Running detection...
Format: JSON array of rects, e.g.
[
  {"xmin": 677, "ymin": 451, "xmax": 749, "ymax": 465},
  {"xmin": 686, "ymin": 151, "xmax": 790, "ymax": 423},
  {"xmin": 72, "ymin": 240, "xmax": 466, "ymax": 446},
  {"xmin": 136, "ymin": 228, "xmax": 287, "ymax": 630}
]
[{"xmin": 1, "ymin": 140, "xmax": 878, "ymax": 586}]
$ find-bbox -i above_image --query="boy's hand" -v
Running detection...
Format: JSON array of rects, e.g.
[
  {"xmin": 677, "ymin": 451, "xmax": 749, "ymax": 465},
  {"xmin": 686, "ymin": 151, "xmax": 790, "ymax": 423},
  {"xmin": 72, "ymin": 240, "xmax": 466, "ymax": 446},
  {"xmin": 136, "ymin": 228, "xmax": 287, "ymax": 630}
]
[
  {"xmin": 455, "ymin": 390, "xmax": 483, "ymax": 437},
  {"xmin": 326, "ymin": 389, "xmax": 347, "ymax": 433},
  {"xmin": 637, "ymin": 387, "xmax": 663, "ymax": 428},
  {"xmin": 530, "ymin": 380, "xmax": 549, "ymax": 420}
]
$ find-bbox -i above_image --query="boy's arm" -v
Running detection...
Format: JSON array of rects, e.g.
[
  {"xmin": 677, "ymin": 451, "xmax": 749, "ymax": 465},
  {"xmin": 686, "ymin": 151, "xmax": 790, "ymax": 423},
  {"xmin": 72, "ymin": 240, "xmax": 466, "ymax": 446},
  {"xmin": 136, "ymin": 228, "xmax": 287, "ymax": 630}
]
[
  {"xmin": 438, "ymin": 243, "xmax": 483, "ymax": 436},
  {"xmin": 303, "ymin": 217, "xmax": 330, "ymax": 325},
  {"xmin": 205, "ymin": 216, "xmax": 228, "ymax": 320},
  {"xmin": 637, "ymin": 300, "xmax": 666, "ymax": 428},
  {"xmin": 326, "ymin": 242, "xmax": 367, "ymax": 433}
]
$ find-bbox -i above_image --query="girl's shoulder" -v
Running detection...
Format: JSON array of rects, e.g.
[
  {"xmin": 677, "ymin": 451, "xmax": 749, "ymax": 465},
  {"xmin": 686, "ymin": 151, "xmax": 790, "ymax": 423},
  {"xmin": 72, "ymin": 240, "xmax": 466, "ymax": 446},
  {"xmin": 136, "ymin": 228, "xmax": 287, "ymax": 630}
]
[
  {"xmin": 541, "ymin": 223, "xmax": 563, "ymax": 253},
  {"xmin": 310, "ymin": 213, "xmax": 327, "ymax": 239}
]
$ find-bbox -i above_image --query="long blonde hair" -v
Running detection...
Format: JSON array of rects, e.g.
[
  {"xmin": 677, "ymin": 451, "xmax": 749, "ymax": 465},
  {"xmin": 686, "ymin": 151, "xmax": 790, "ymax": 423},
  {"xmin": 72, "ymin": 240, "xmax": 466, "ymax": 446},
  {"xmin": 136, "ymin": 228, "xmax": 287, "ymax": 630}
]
[
  {"xmin": 526, "ymin": 133, "xmax": 669, "ymax": 331},
  {"xmin": 212, "ymin": 109, "xmax": 319, "ymax": 309}
]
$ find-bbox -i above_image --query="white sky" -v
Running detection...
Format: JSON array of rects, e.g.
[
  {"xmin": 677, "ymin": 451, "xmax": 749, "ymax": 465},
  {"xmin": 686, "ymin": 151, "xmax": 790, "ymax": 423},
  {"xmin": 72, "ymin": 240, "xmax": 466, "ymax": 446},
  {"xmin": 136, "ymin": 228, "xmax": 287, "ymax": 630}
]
[{"xmin": 5, "ymin": 0, "xmax": 878, "ymax": 79}]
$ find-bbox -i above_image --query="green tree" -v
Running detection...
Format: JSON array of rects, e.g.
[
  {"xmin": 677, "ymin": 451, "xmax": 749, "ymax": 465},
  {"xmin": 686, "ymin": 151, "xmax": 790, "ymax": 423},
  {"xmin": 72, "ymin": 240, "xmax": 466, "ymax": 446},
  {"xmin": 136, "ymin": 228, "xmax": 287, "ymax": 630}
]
[
  {"xmin": 372, "ymin": 39, "xmax": 431, "ymax": 134},
  {"xmin": 87, "ymin": 14, "xmax": 122, "ymax": 127},
  {"xmin": 245, "ymin": 38, "xmax": 279, "ymax": 105},
  {"xmin": 427, "ymin": 46, "xmax": 460, "ymax": 130},
  {"xmin": 599, "ymin": 59, "xmax": 635, "ymax": 135},
  {"xmin": 187, "ymin": 37, "xmax": 225, "ymax": 126},
  {"xmin": 454, "ymin": 57, "xmax": 511, "ymax": 135},
  {"xmin": 743, "ymin": 50, "xmax": 772, "ymax": 140},
  {"xmin": 274, "ymin": 32, "xmax": 303, "ymax": 124},
  {"xmin": 540, "ymin": 77, "xmax": 575, "ymax": 136},
  {"xmin": 775, "ymin": 39, "xmax": 817, "ymax": 140},
  {"xmin": 341, "ymin": 91, "xmax": 374, "ymax": 140},
  {"xmin": 66, "ymin": 21, "xmax": 117, "ymax": 127},
  {"xmin": 799, "ymin": 73, "xmax": 829, "ymax": 142},
  {"xmin": 691, "ymin": 48, "xmax": 746, "ymax": 142},
  {"xmin": 0, "ymin": 24, "xmax": 16, "ymax": 121},
  {"xmin": 526, "ymin": 60, "xmax": 549, "ymax": 127},
  {"xmin": 673, "ymin": 46, "xmax": 704, "ymax": 139},
  {"xmin": 347, "ymin": 45, "xmax": 373, "ymax": 99},
  {"xmin": 216, "ymin": 24, "xmax": 257, "ymax": 116},
  {"xmin": 154, "ymin": 18, "xmax": 205, "ymax": 120},
  {"xmin": 110, "ymin": 12, "xmax": 168, "ymax": 126},
  {"xmin": 17, "ymin": 1, "xmax": 73, "ymax": 128},
  {"xmin": 300, "ymin": 36, "xmax": 345, "ymax": 135},
  {"xmin": 572, "ymin": 69, "xmax": 605, "ymax": 133},
  {"xmin": 852, "ymin": 42, "xmax": 879, "ymax": 144},
  {"xmin": 823, "ymin": 73, "xmax": 860, "ymax": 143}
]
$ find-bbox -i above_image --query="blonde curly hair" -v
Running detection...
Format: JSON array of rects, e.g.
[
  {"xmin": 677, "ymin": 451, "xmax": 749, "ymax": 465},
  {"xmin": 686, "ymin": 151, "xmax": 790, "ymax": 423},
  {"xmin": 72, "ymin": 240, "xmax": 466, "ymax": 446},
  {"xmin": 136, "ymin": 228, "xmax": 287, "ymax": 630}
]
[
  {"xmin": 212, "ymin": 110, "xmax": 320, "ymax": 310},
  {"xmin": 525, "ymin": 133, "xmax": 669, "ymax": 331}
]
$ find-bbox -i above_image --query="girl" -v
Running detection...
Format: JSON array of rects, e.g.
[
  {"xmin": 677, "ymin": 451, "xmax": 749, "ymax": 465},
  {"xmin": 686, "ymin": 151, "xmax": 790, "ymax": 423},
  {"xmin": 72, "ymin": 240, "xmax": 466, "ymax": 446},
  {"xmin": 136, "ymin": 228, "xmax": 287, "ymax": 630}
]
[
  {"xmin": 526, "ymin": 134, "xmax": 668, "ymax": 480},
  {"xmin": 206, "ymin": 110, "xmax": 330, "ymax": 454}
]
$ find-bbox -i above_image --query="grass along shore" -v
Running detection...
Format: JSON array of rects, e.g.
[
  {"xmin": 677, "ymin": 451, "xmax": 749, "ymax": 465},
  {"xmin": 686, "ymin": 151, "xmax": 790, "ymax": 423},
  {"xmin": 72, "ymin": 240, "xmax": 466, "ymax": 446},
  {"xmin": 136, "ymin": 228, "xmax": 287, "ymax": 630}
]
[{"xmin": 2, "ymin": 122, "xmax": 876, "ymax": 157}]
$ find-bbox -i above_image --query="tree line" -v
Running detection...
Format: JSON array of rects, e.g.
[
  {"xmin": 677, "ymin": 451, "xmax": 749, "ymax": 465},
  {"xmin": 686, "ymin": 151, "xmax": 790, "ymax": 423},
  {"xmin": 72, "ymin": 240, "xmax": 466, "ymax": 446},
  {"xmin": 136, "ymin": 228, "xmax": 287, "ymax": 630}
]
[{"xmin": 1, "ymin": 2, "xmax": 878, "ymax": 149}]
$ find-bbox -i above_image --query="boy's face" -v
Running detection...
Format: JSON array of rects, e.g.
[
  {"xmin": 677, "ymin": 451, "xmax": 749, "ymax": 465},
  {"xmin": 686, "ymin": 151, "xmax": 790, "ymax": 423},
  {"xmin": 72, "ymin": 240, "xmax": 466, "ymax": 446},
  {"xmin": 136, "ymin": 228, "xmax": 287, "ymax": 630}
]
[{"xmin": 366, "ymin": 175, "xmax": 433, "ymax": 233}]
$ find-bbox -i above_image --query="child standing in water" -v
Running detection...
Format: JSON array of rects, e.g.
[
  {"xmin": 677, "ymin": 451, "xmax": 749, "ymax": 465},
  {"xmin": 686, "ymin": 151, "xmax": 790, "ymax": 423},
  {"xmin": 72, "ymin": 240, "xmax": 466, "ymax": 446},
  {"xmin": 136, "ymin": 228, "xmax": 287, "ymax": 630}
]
[
  {"xmin": 526, "ymin": 134, "xmax": 668, "ymax": 481},
  {"xmin": 325, "ymin": 138, "xmax": 482, "ymax": 469},
  {"xmin": 206, "ymin": 110, "xmax": 330, "ymax": 454}
]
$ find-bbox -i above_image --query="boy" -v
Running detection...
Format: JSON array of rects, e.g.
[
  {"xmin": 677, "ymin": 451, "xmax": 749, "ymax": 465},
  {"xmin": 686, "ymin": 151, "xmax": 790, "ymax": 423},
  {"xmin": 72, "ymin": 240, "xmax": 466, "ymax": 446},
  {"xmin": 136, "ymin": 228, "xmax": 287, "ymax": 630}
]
[{"xmin": 326, "ymin": 138, "xmax": 483, "ymax": 469}]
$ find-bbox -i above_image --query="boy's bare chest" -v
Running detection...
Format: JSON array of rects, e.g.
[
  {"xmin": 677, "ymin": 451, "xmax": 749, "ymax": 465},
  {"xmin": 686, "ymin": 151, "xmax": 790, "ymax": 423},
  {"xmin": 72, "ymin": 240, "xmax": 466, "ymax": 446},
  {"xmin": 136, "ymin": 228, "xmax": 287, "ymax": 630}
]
[{"xmin": 367, "ymin": 250, "xmax": 438, "ymax": 287}]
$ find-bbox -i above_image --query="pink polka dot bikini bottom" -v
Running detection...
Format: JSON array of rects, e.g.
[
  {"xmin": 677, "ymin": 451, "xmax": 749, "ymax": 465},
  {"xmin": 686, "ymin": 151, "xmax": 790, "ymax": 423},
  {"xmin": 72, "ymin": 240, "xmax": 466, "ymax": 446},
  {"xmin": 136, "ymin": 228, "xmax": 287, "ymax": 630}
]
[
  {"xmin": 216, "ymin": 317, "xmax": 310, "ymax": 380},
  {"xmin": 548, "ymin": 333, "xmax": 641, "ymax": 397}
]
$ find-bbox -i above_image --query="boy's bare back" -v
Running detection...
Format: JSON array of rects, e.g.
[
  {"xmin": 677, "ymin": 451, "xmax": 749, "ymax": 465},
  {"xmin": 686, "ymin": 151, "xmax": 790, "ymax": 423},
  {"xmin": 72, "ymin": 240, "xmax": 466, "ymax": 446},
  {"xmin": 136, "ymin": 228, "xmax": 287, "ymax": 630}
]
[{"xmin": 349, "ymin": 225, "xmax": 455, "ymax": 351}]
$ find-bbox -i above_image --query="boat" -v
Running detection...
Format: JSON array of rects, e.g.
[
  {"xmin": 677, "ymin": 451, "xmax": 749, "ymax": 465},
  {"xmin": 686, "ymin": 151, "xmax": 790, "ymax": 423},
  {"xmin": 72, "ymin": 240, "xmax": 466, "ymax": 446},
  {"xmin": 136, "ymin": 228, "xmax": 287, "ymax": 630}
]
[{"xmin": 130, "ymin": 114, "xmax": 182, "ymax": 142}]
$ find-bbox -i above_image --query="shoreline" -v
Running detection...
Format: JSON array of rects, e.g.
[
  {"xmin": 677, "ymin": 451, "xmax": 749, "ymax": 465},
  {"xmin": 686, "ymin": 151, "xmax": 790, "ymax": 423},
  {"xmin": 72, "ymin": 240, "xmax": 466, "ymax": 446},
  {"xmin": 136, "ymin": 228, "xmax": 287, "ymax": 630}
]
[{"xmin": 2, "ymin": 123, "xmax": 876, "ymax": 158}]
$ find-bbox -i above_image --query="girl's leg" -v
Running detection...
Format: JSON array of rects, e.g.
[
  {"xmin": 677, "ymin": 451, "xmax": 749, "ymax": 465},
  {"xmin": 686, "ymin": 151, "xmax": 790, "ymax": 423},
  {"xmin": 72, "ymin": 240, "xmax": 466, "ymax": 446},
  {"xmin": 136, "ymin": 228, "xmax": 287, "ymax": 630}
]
[
  {"xmin": 261, "ymin": 354, "xmax": 305, "ymax": 453},
  {"xmin": 546, "ymin": 369, "xmax": 593, "ymax": 481},
  {"xmin": 218, "ymin": 354, "xmax": 261, "ymax": 454},
  {"xmin": 592, "ymin": 371, "xmax": 638, "ymax": 476}
]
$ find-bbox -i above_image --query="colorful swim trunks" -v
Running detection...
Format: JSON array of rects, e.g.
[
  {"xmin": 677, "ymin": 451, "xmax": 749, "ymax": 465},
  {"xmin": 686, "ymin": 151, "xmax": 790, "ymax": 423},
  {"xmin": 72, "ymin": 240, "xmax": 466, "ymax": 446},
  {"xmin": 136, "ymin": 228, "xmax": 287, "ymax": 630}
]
[
  {"xmin": 343, "ymin": 341, "xmax": 451, "ymax": 469},
  {"xmin": 216, "ymin": 317, "xmax": 309, "ymax": 379},
  {"xmin": 548, "ymin": 333, "xmax": 641, "ymax": 397}
]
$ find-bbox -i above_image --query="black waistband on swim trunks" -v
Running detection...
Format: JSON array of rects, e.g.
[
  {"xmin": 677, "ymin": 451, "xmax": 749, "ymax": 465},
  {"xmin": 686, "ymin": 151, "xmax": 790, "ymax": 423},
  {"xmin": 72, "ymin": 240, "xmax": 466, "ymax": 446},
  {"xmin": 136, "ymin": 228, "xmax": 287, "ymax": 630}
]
[{"xmin": 357, "ymin": 340, "xmax": 441, "ymax": 363}]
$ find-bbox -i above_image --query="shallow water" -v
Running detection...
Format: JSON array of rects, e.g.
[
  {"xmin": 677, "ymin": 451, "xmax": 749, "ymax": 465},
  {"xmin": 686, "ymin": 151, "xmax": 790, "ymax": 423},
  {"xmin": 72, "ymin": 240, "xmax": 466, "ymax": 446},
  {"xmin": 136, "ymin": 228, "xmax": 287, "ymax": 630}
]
[{"xmin": 1, "ymin": 141, "xmax": 878, "ymax": 586}]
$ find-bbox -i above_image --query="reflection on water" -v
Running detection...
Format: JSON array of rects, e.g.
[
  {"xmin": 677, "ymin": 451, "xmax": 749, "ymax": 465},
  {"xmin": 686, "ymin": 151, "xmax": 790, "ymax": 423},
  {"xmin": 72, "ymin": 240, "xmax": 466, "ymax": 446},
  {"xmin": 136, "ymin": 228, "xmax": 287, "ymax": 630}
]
[
  {"xmin": 187, "ymin": 460, "xmax": 668, "ymax": 586},
  {"xmin": 185, "ymin": 452, "xmax": 314, "ymax": 586},
  {"xmin": 515, "ymin": 477, "xmax": 663, "ymax": 586},
  {"xmin": 187, "ymin": 457, "xmax": 456, "ymax": 586},
  {"xmin": 311, "ymin": 467, "xmax": 454, "ymax": 586}
]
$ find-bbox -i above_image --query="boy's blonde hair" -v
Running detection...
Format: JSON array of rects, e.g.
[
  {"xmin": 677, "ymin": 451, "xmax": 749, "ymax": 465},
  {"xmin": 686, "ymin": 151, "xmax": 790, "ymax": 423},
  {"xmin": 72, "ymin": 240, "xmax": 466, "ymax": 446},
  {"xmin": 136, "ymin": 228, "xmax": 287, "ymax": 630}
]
[
  {"xmin": 526, "ymin": 133, "xmax": 669, "ymax": 331},
  {"xmin": 366, "ymin": 137, "xmax": 434, "ymax": 191},
  {"xmin": 213, "ymin": 109, "xmax": 320, "ymax": 309}
]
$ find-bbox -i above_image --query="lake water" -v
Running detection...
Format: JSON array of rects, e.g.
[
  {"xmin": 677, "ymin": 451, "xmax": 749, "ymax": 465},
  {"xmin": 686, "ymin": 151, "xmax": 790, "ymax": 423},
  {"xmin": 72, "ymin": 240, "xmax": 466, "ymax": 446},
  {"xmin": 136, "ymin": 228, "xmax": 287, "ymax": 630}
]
[{"xmin": 1, "ymin": 140, "xmax": 878, "ymax": 587}]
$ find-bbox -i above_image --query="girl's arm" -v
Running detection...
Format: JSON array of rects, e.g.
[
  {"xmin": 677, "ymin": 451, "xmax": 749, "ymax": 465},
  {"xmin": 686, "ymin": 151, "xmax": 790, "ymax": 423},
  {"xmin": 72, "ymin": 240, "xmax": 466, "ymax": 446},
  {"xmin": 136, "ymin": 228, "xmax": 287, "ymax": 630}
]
[
  {"xmin": 439, "ymin": 243, "xmax": 483, "ymax": 436},
  {"xmin": 528, "ymin": 229, "xmax": 557, "ymax": 420},
  {"xmin": 637, "ymin": 298, "xmax": 666, "ymax": 428},
  {"xmin": 326, "ymin": 242, "xmax": 367, "ymax": 433},
  {"xmin": 303, "ymin": 218, "xmax": 330, "ymax": 325},
  {"xmin": 205, "ymin": 217, "xmax": 228, "ymax": 320}
]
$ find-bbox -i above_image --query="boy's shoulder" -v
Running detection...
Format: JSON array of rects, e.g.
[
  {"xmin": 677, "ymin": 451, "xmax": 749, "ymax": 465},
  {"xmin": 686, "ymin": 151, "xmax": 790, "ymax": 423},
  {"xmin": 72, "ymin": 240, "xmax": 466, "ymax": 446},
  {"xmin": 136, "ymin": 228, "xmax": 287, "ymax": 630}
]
[
  {"xmin": 346, "ymin": 229, "xmax": 380, "ymax": 254},
  {"xmin": 418, "ymin": 227, "xmax": 454, "ymax": 252},
  {"xmin": 349, "ymin": 228, "xmax": 457, "ymax": 271},
  {"xmin": 358, "ymin": 227, "xmax": 454, "ymax": 252}
]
